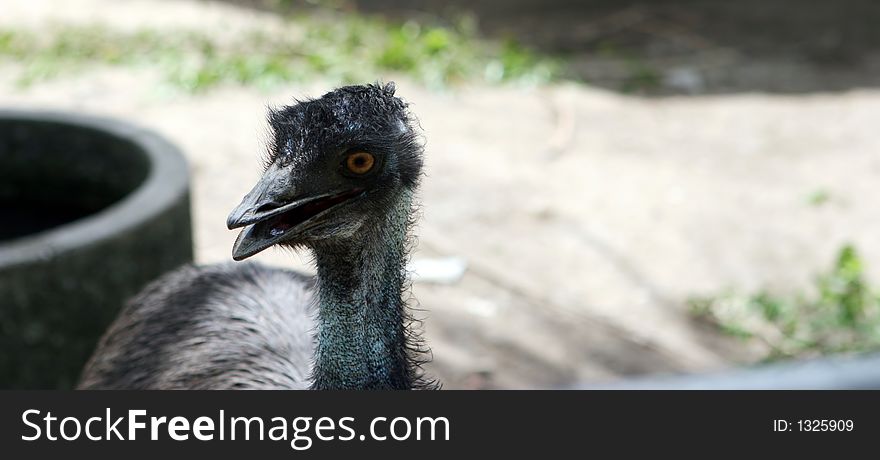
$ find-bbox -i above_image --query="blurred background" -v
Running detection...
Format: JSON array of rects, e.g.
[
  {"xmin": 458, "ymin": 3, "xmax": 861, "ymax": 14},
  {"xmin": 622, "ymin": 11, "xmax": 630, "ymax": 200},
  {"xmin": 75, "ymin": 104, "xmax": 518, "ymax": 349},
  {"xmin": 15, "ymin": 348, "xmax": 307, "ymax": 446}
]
[{"xmin": 1, "ymin": 0, "xmax": 879, "ymax": 388}]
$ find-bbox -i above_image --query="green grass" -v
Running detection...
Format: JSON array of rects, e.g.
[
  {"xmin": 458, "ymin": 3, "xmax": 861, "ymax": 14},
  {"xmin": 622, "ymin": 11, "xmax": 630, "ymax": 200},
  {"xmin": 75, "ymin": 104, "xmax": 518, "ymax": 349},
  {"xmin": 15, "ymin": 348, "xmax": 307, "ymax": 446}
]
[
  {"xmin": 808, "ymin": 189, "xmax": 831, "ymax": 206},
  {"xmin": 690, "ymin": 245, "xmax": 880, "ymax": 361},
  {"xmin": 0, "ymin": 15, "xmax": 558, "ymax": 92}
]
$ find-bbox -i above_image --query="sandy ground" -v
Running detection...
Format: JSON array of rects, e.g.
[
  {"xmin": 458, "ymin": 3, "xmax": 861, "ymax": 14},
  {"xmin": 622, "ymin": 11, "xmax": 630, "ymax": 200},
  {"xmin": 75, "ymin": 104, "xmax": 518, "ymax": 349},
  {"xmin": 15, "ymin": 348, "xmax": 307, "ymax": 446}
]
[{"xmin": 3, "ymin": 0, "xmax": 880, "ymax": 388}]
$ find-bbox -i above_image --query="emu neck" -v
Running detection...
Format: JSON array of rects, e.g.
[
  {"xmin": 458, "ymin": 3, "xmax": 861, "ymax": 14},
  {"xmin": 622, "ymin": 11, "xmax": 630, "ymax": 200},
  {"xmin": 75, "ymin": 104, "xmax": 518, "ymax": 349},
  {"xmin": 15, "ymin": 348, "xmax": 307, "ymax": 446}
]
[{"xmin": 309, "ymin": 194, "xmax": 414, "ymax": 390}]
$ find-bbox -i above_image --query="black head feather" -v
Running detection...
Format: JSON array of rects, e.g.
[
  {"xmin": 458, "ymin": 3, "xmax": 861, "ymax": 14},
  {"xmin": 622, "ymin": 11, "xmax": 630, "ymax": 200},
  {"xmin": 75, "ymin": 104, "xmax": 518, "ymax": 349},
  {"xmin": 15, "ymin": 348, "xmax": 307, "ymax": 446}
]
[{"xmin": 266, "ymin": 82, "xmax": 423, "ymax": 189}]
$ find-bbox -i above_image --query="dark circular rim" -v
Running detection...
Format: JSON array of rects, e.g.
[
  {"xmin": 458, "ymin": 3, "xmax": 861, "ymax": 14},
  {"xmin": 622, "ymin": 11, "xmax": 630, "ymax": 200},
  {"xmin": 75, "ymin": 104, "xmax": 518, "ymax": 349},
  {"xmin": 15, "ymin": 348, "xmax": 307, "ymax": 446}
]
[{"xmin": 0, "ymin": 110, "xmax": 189, "ymax": 268}]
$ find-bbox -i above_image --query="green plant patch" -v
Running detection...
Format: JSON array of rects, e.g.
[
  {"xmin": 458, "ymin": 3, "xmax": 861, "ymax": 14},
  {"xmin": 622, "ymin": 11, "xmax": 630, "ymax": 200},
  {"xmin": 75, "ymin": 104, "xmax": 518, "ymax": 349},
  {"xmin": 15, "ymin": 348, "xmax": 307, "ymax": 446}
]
[
  {"xmin": 690, "ymin": 244, "xmax": 880, "ymax": 361},
  {"xmin": 0, "ymin": 15, "xmax": 559, "ymax": 92}
]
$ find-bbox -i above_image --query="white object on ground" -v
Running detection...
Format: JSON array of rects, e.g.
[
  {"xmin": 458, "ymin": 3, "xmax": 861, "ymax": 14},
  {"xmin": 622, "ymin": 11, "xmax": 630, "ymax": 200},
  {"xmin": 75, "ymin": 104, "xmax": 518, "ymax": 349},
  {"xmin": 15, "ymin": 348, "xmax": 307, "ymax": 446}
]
[{"xmin": 409, "ymin": 257, "xmax": 468, "ymax": 284}]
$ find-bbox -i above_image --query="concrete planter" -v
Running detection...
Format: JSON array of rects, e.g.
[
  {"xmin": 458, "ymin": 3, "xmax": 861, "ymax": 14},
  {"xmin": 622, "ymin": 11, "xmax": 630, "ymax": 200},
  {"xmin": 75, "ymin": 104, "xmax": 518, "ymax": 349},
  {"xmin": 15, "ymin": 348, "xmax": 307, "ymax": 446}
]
[{"xmin": 0, "ymin": 111, "xmax": 193, "ymax": 389}]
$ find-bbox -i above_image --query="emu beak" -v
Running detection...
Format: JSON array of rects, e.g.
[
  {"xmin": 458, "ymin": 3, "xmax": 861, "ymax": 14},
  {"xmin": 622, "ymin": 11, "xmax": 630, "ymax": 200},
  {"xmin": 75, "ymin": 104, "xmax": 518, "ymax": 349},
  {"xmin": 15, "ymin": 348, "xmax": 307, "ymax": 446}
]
[{"xmin": 226, "ymin": 168, "xmax": 363, "ymax": 261}]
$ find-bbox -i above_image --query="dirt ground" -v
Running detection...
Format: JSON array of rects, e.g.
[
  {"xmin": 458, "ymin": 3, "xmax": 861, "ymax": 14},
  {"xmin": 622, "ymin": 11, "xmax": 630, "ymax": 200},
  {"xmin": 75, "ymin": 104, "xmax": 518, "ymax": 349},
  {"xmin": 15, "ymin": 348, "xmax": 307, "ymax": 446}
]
[{"xmin": 3, "ymin": 0, "xmax": 880, "ymax": 388}]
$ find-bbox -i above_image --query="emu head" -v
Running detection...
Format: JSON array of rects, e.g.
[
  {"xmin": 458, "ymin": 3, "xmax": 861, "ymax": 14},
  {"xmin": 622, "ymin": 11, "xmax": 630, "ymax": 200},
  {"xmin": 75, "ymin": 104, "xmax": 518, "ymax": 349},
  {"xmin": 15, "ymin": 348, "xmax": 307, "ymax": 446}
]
[{"xmin": 226, "ymin": 82, "xmax": 423, "ymax": 260}]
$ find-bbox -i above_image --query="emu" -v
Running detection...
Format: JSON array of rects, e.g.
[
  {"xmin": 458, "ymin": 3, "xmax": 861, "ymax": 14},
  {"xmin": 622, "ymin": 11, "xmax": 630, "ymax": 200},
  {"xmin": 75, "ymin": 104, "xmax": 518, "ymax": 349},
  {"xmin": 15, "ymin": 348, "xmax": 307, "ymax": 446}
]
[{"xmin": 78, "ymin": 82, "xmax": 435, "ymax": 390}]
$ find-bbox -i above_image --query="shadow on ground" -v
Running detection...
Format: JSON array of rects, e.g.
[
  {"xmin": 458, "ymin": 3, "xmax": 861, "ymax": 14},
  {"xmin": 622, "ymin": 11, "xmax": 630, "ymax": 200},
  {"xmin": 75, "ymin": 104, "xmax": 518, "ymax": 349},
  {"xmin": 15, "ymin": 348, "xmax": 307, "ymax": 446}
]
[{"xmin": 218, "ymin": 0, "xmax": 880, "ymax": 95}]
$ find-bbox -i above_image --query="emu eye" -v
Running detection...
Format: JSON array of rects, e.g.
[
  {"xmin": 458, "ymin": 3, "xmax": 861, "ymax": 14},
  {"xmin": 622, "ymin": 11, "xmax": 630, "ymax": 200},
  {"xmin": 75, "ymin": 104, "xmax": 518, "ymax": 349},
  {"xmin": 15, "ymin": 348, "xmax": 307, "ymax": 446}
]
[{"xmin": 345, "ymin": 151, "xmax": 375, "ymax": 175}]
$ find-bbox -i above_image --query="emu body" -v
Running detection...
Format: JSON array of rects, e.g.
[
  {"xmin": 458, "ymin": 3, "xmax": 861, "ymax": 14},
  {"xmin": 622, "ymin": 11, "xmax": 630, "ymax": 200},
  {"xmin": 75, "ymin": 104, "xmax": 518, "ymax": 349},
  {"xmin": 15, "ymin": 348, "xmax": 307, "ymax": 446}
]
[{"xmin": 78, "ymin": 83, "xmax": 434, "ymax": 390}]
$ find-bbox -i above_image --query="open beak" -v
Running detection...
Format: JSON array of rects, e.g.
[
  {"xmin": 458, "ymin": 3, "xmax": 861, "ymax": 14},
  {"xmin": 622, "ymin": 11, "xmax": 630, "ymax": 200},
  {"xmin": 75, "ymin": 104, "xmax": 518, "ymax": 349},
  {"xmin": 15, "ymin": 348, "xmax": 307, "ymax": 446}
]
[{"xmin": 226, "ymin": 172, "xmax": 363, "ymax": 261}]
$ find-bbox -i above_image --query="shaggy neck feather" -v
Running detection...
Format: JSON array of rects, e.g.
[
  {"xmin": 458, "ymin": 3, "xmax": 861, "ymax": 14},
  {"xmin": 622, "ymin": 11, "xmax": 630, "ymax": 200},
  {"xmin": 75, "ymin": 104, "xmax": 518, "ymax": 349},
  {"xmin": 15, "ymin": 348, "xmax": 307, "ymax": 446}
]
[{"xmin": 309, "ymin": 191, "xmax": 415, "ymax": 390}]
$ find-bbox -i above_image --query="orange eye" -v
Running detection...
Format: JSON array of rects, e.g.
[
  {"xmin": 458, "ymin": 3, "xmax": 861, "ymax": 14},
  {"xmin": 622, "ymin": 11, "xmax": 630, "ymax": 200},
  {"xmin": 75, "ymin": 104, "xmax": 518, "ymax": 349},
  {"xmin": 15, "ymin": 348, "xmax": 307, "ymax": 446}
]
[{"xmin": 345, "ymin": 151, "xmax": 375, "ymax": 174}]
